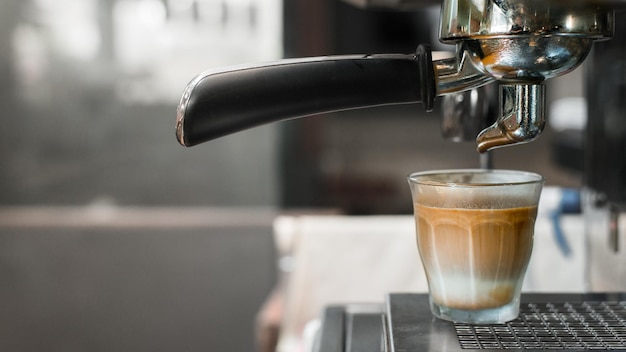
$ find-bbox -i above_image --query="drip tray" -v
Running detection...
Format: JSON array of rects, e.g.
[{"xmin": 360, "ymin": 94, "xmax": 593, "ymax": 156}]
[
  {"xmin": 455, "ymin": 301, "xmax": 626, "ymax": 350},
  {"xmin": 386, "ymin": 293, "xmax": 626, "ymax": 352}
]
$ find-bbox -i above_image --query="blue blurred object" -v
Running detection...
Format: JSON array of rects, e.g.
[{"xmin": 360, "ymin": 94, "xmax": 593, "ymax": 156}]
[{"xmin": 550, "ymin": 188, "xmax": 581, "ymax": 257}]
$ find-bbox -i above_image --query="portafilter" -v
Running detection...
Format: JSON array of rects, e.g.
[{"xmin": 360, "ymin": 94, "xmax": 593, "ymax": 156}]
[{"xmin": 176, "ymin": 0, "xmax": 613, "ymax": 152}]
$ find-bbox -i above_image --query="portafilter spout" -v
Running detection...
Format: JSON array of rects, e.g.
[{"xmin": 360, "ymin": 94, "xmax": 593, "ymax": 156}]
[
  {"xmin": 476, "ymin": 84, "xmax": 545, "ymax": 152},
  {"xmin": 175, "ymin": 0, "xmax": 613, "ymax": 151}
]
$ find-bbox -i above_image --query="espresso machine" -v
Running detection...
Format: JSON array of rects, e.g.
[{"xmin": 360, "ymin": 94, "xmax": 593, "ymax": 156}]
[{"xmin": 175, "ymin": 0, "xmax": 626, "ymax": 350}]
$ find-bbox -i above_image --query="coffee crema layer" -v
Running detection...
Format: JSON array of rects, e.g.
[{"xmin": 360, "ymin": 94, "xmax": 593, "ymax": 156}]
[{"xmin": 415, "ymin": 204, "xmax": 537, "ymax": 310}]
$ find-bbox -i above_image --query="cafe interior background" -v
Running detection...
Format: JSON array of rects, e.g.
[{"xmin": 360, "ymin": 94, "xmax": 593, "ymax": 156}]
[{"xmin": 0, "ymin": 0, "xmax": 587, "ymax": 351}]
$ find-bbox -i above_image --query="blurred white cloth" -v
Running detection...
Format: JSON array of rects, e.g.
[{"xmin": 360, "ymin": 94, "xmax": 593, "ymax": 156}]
[
  {"xmin": 524, "ymin": 187, "xmax": 586, "ymax": 292},
  {"xmin": 273, "ymin": 215, "xmax": 428, "ymax": 352}
]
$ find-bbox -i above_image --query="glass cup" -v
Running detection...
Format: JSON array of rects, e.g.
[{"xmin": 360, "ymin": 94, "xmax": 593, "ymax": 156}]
[{"xmin": 407, "ymin": 169, "xmax": 543, "ymax": 324}]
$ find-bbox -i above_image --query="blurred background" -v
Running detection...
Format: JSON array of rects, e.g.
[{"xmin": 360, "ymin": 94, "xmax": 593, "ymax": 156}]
[{"xmin": 0, "ymin": 0, "xmax": 583, "ymax": 351}]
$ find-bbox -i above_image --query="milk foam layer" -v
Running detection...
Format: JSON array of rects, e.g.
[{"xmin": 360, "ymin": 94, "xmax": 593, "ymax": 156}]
[
  {"xmin": 409, "ymin": 169, "xmax": 543, "ymax": 210},
  {"xmin": 428, "ymin": 274, "xmax": 517, "ymax": 310}
]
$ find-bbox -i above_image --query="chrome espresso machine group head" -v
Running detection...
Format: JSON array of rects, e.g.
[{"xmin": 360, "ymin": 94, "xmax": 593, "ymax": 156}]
[
  {"xmin": 175, "ymin": 0, "xmax": 614, "ymax": 153},
  {"xmin": 437, "ymin": 0, "xmax": 613, "ymax": 151}
]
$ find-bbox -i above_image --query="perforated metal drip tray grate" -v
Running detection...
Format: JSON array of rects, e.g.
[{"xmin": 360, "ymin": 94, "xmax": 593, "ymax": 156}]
[{"xmin": 455, "ymin": 301, "xmax": 626, "ymax": 350}]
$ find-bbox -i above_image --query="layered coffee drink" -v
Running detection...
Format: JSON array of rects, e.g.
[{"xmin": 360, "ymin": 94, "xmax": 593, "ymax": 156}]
[
  {"xmin": 408, "ymin": 169, "xmax": 543, "ymax": 324},
  {"xmin": 415, "ymin": 204, "xmax": 537, "ymax": 310}
]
